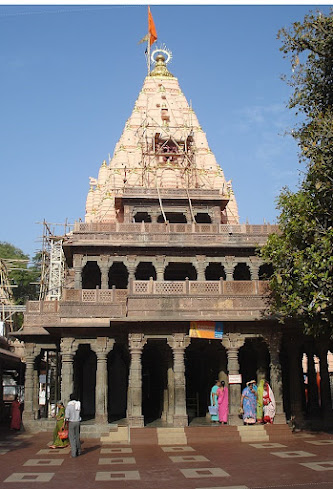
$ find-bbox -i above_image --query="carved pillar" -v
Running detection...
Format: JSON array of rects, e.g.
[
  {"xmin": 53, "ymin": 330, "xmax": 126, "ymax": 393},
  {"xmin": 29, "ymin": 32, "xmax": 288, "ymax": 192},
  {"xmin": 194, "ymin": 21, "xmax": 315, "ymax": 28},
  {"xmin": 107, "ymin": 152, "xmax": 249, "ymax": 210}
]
[
  {"xmin": 223, "ymin": 259, "xmax": 235, "ymax": 281},
  {"xmin": 60, "ymin": 338, "xmax": 77, "ymax": 406},
  {"xmin": 73, "ymin": 255, "xmax": 83, "ymax": 289},
  {"xmin": 155, "ymin": 257, "xmax": 166, "ymax": 281},
  {"xmin": 167, "ymin": 333, "xmax": 190, "ymax": 427},
  {"xmin": 127, "ymin": 333, "xmax": 147, "ymax": 427},
  {"xmin": 91, "ymin": 337, "xmax": 115, "ymax": 424},
  {"xmin": 23, "ymin": 343, "xmax": 41, "ymax": 422},
  {"xmin": 249, "ymin": 262, "xmax": 260, "ymax": 280},
  {"xmin": 99, "ymin": 257, "xmax": 109, "ymax": 290},
  {"xmin": 317, "ymin": 341, "xmax": 333, "ymax": 421},
  {"xmin": 195, "ymin": 256, "xmax": 206, "ymax": 281},
  {"xmin": 0, "ymin": 365, "xmax": 4, "ymax": 421},
  {"xmin": 265, "ymin": 331, "xmax": 286, "ymax": 423},
  {"xmin": 222, "ymin": 333, "xmax": 245, "ymax": 425},
  {"xmin": 286, "ymin": 336, "xmax": 304, "ymax": 424}
]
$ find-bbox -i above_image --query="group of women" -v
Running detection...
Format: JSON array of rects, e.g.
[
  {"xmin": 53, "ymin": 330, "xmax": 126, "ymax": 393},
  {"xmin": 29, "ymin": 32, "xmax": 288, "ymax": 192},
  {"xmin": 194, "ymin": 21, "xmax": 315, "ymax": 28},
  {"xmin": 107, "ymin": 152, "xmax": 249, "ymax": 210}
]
[
  {"xmin": 241, "ymin": 379, "xmax": 276, "ymax": 425},
  {"xmin": 210, "ymin": 378, "xmax": 276, "ymax": 426},
  {"xmin": 210, "ymin": 380, "xmax": 229, "ymax": 424}
]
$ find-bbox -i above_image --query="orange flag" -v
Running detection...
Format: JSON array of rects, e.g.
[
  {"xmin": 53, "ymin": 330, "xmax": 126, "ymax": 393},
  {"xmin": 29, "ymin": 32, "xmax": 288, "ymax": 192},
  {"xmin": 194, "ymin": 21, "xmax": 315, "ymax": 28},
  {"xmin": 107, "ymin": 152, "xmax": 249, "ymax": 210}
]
[{"xmin": 148, "ymin": 6, "xmax": 157, "ymax": 46}]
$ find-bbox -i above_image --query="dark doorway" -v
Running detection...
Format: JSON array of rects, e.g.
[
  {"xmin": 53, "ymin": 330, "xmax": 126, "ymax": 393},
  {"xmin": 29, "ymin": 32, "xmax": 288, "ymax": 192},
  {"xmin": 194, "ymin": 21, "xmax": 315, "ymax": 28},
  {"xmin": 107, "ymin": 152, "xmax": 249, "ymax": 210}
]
[
  {"xmin": 142, "ymin": 341, "xmax": 167, "ymax": 424},
  {"xmin": 108, "ymin": 343, "xmax": 129, "ymax": 423},
  {"xmin": 195, "ymin": 213, "xmax": 212, "ymax": 223},
  {"xmin": 233, "ymin": 263, "xmax": 251, "ymax": 280},
  {"xmin": 82, "ymin": 262, "xmax": 101, "ymax": 289},
  {"xmin": 157, "ymin": 213, "xmax": 187, "ymax": 223},
  {"xmin": 164, "ymin": 263, "xmax": 197, "ymax": 281},
  {"xmin": 73, "ymin": 345, "xmax": 96, "ymax": 420},
  {"xmin": 108, "ymin": 262, "xmax": 129, "ymax": 289},
  {"xmin": 134, "ymin": 212, "xmax": 152, "ymax": 223},
  {"xmin": 205, "ymin": 262, "xmax": 226, "ymax": 281},
  {"xmin": 185, "ymin": 339, "xmax": 227, "ymax": 420},
  {"xmin": 135, "ymin": 262, "xmax": 157, "ymax": 281},
  {"xmin": 259, "ymin": 263, "xmax": 274, "ymax": 280}
]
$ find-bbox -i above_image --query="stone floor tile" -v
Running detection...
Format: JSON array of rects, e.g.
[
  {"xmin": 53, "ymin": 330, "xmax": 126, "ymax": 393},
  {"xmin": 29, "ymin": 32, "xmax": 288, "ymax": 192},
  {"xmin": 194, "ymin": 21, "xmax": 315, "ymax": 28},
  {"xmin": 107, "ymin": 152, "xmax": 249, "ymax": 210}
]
[
  {"xmin": 4, "ymin": 472, "xmax": 55, "ymax": 483},
  {"xmin": 37, "ymin": 448, "xmax": 71, "ymax": 455},
  {"xmin": 196, "ymin": 486, "xmax": 249, "ymax": 489},
  {"xmin": 170, "ymin": 455, "xmax": 209, "ymax": 463},
  {"xmin": 300, "ymin": 461, "xmax": 333, "ymax": 471},
  {"xmin": 0, "ymin": 449, "xmax": 10, "ymax": 455},
  {"xmin": 95, "ymin": 470, "xmax": 140, "ymax": 481},
  {"xmin": 98, "ymin": 456, "xmax": 136, "ymax": 465},
  {"xmin": 162, "ymin": 446, "xmax": 195, "ymax": 452},
  {"xmin": 100, "ymin": 447, "xmax": 133, "ymax": 454},
  {"xmin": 0, "ymin": 441, "xmax": 22, "ymax": 446},
  {"xmin": 270, "ymin": 450, "xmax": 316, "ymax": 458},
  {"xmin": 249, "ymin": 442, "xmax": 287, "ymax": 449},
  {"xmin": 180, "ymin": 467, "xmax": 230, "ymax": 478},
  {"xmin": 305, "ymin": 440, "xmax": 333, "ymax": 446},
  {"xmin": 23, "ymin": 458, "xmax": 64, "ymax": 466}
]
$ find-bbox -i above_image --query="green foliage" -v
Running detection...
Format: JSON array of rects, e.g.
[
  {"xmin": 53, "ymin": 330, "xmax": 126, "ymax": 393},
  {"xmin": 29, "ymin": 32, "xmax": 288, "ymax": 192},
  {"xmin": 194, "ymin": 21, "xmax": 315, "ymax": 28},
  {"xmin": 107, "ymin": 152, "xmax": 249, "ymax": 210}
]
[
  {"xmin": 261, "ymin": 10, "xmax": 333, "ymax": 338},
  {"xmin": 0, "ymin": 242, "xmax": 40, "ymax": 330}
]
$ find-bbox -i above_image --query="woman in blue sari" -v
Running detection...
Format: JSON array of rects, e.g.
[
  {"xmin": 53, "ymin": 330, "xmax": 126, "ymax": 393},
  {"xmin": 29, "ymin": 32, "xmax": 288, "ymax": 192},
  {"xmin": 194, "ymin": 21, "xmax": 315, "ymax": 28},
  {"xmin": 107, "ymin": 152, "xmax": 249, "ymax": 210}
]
[
  {"xmin": 241, "ymin": 380, "xmax": 257, "ymax": 425},
  {"xmin": 210, "ymin": 380, "xmax": 220, "ymax": 423}
]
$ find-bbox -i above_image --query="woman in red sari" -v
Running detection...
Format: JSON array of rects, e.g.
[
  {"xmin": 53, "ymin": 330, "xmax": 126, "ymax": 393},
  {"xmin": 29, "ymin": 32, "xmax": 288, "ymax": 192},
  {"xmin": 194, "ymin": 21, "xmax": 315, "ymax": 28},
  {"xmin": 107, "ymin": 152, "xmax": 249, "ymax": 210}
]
[
  {"xmin": 10, "ymin": 395, "xmax": 22, "ymax": 430},
  {"xmin": 217, "ymin": 381, "xmax": 229, "ymax": 424}
]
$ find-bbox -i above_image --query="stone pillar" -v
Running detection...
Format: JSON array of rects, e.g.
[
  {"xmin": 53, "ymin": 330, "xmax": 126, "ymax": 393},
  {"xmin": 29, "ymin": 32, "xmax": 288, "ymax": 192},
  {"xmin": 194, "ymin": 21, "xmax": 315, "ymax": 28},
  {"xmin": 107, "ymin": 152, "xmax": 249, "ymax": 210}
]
[
  {"xmin": 223, "ymin": 259, "xmax": 235, "ymax": 281},
  {"xmin": 286, "ymin": 337, "xmax": 304, "ymax": 425},
  {"xmin": 155, "ymin": 257, "xmax": 166, "ymax": 281},
  {"xmin": 73, "ymin": 255, "xmax": 83, "ymax": 289},
  {"xmin": 195, "ymin": 256, "xmax": 206, "ymax": 281},
  {"xmin": 127, "ymin": 333, "xmax": 147, "ymax": 427},
  {"xmin": 317, "ymin": 341, "xmax": 333, "ymax": 422},
  {"xmin": 249, "ymin": 262, "xmax": 259, "ymax": 280},
  {"xmin": 167, "ymin": 360, "xmax": 175, "ymax": 424},
  {"xmin": 60, "ymin": 338, "xmax": 77, "ymax": 406},
  {"xmin": 265, "ymin": 332, "xmax": 286, "ymax": 423},
  {"xmin": 23, "ymin": 343, "xmax": 41, "ymax": 422},
  {"xmin": 167, "ymin": 333, "xmax": 190, "ymax": 427},
  {"xmin": 222, "ymin": 333, "xmax": 245, "ymax": 425},
  {"xmin": 99, "ymin": 258, "xmax": 109, "ymax": 290},
  {"xmin": 91, "ymin": 337, "xmax": 115, "ymax": 424}
]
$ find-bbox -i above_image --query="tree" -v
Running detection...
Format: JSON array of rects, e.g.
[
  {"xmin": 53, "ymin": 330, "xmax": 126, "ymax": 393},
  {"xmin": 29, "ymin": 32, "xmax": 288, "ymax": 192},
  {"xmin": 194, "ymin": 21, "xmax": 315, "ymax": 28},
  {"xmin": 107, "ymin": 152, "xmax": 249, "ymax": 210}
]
[
  {"xmin": 261, "ymin": 10, "xmax": 333, "ymax": 338},
  {"xmin": 0, "ymin": 242, "xmax": 40, "ymax": 330}
]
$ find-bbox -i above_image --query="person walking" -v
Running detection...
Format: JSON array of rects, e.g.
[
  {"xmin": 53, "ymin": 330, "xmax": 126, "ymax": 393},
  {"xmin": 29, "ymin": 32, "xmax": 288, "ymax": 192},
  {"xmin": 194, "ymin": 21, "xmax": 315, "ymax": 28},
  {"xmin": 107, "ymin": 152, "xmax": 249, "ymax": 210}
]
[
  {"xmin": 65, "ymin": 393, "xmax": 81, "ymax": 458},
  {"xmin": 10, "ymin": 395, "xmax": 22, "ymax": 431},
  {"xmin": 217, "ymin": 380, "xmax": 229, "ymax": 424},
  {"xmin": 210, "ymin": 380, "xmax": 220, "ymax": 423}
]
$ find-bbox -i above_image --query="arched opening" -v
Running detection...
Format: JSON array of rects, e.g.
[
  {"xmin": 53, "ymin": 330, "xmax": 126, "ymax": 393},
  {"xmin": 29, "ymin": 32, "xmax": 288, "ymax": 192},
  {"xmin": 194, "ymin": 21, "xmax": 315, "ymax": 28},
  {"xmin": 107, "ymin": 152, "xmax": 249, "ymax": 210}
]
[
  {"xmin": 239, "ymin": 339, "xmax": 259, "ymax": 389},
  {"xmin": 133, "ymin": 212, "xmax": 152, "ymax": 223},
  {"xmin": 108, "ymin": 343, "xmax": 129, "ymax": 423},
  {"xmin": 195, "ymin": 213, "xmax": 212, "ymax": 223},
  {"xmin": 135, "ymin": 262, "xmax": 157, "ymax": 281},
  {"xmin": 73, "ymin": 345, "xmax": 96, "ymax": 420},
  {"xmin": 185, "ymin": 339, "xmax": 227, "ymax": 421},
  {"xmin": 164, "ymin": 263, "xmax": 197, "ymax": 281},
  {"xmin": 82, "ymin": 261, "xmax": 101, "ymax": 289},
  {"xmin": 142, "ymin": 340, "xmax": 168, "ymax": 424},
  {"xmin": 157, "ymin": 213, "xmax": 187, "ymax": 223},
  {"xmin": 108, "ymin": 262, "xmax": 129, "ymax": 289},
  {"xmin": 259, "ymin": 263, "xmax": 274, "ymax": 280},
  {"xmin": 205, "ymin": 262, "xmax": 226, "ymax": 281},
  {"xmin": 233, "ymin": 262, "xmax": 251, "ymax": 281}
]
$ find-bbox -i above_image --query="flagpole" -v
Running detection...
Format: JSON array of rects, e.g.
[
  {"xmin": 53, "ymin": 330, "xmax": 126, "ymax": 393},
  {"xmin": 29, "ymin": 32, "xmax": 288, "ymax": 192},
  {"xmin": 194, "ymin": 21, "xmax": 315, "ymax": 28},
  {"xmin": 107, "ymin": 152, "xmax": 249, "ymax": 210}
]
[{"xmin": 147, "ymin": 32, "xmax": 150, "ymax": 76}]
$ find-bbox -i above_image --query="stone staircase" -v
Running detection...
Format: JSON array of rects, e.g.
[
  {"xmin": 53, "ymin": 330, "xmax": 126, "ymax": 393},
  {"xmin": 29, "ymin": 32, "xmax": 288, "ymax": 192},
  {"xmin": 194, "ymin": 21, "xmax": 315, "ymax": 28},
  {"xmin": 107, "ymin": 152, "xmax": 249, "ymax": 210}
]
[{"xmin": 23, "ymin": 419, "xmax": 294, "ymax": 444}]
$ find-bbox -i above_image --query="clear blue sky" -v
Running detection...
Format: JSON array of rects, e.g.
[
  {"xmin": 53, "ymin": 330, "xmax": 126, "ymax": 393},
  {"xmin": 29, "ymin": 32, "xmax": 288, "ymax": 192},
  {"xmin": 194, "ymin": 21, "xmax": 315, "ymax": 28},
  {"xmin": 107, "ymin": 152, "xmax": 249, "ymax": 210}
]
[{"xmin": 0, "ymin": 4, "xmax": 330, "ymax": 259}]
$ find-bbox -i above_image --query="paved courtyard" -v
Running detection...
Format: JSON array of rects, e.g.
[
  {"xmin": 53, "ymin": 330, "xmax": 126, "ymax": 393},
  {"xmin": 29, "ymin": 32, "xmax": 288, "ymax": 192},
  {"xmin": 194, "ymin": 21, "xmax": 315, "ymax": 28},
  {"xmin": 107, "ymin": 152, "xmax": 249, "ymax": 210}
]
[{"xmin": 0, "ymin": 428, "xmax": 333, "ymax": 489}]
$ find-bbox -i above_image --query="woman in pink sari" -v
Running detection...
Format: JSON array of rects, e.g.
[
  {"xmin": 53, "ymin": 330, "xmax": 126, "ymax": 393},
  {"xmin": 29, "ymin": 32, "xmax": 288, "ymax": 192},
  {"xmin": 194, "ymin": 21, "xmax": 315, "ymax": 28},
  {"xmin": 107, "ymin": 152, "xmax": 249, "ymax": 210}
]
[{"xmin": 217, "ymin": 381, "xmax": 229, "ymax": 424}]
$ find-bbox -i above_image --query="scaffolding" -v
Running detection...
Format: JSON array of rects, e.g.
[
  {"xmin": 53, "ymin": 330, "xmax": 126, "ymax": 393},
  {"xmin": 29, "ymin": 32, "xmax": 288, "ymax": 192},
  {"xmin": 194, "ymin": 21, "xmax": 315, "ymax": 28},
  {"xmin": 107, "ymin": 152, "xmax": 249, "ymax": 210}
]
[{"xmin": 38, "ymin": 220, "xmax": 72, "ymax": 301}]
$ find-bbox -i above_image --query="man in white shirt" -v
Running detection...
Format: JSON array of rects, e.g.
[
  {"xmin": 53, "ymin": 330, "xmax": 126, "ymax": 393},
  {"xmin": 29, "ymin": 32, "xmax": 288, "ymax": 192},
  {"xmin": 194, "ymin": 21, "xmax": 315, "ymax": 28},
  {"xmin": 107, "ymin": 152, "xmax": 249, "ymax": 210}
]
[{"xmin": 65, "ymin": 393, "xmax": 81, "ymax": 457}]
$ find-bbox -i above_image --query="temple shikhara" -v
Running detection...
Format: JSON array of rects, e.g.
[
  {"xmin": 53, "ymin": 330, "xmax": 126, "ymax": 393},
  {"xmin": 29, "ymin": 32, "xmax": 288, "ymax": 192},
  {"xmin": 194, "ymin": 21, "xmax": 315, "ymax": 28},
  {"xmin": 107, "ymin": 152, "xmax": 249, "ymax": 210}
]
[{"xmin": 14, "ymin": 29, "xmax": 332, "ymax": 435}]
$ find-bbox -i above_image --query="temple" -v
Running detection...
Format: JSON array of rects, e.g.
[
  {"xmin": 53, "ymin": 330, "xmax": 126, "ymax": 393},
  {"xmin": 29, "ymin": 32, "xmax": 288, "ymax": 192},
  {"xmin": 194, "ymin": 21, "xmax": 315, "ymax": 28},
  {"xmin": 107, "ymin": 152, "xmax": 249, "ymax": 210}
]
[{"xmin": 15, "ymin": 47, "xmax": 332, "ymax": 433}]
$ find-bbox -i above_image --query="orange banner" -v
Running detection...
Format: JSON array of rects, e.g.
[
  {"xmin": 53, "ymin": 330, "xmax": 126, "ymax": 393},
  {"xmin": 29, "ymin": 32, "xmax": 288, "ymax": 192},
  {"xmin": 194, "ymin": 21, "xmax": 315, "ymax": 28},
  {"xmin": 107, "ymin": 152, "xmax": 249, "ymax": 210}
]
[{"xmin": 148, "ymin": 6, "xmax": 157, "ymax": 46}]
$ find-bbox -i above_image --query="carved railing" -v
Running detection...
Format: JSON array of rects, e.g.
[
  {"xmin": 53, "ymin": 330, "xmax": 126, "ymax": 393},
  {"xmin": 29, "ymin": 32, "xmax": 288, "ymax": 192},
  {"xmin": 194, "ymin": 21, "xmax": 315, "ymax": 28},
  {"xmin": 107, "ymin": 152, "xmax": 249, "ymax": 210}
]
[
  {"xmin": 62, "ymin": 288, "xmax": 127, "ymax": 303},
  {"xmin": 74, "ymin": 221, "xmax": 278, "ymax": 235}
]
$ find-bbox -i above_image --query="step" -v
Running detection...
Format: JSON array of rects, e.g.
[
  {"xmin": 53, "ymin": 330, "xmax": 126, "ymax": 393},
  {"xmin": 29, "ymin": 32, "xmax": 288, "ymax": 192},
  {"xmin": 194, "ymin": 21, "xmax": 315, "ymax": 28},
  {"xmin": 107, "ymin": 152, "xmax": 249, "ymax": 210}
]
[
  {"xmin": 100, "ymin": 426, "xmax": 129, "ymax": 444},
  {"xmin": 157, "ymin": 427, "xmax": 187, "ymax": 445},
  {"xmin": 237, "ymin": 425, "xmax": 269, "ymax": 442}
]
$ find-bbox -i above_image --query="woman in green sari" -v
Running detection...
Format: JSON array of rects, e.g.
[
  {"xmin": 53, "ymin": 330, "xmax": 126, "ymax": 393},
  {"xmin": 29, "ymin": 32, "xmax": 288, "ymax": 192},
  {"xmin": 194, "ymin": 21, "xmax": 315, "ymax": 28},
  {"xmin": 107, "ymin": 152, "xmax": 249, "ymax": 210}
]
[
  {"xmin": 256, "ymin": 379, "xmax": 265, "ymax": 423},
  {"xmin": 49, "ymin": 401, "xmax": 69, "ymax": 448}
]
